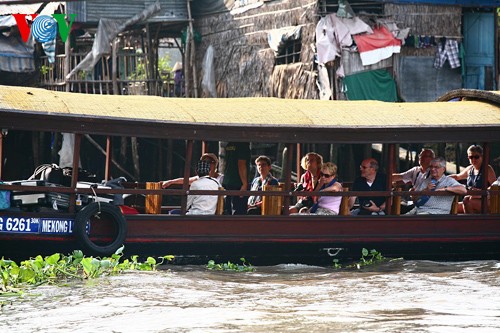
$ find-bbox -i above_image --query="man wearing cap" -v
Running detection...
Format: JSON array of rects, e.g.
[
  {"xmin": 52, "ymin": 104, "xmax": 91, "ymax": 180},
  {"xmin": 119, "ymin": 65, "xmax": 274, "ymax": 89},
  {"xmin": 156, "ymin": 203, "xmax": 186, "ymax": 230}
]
[
  {"xmin": 186, "ymin": 160, "xmax": 221, "ymax": 215},
  {"xmin": 161, "ymin": 153, "xmax": 223, "ymax": 188}
]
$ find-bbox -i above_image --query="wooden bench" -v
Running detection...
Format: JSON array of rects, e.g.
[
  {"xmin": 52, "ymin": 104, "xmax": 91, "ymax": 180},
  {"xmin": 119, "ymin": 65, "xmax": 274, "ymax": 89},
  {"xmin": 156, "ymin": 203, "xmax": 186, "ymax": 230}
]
[{"xmin": 489, "ymin": 184, "xmax": 500, "ymax": 214}]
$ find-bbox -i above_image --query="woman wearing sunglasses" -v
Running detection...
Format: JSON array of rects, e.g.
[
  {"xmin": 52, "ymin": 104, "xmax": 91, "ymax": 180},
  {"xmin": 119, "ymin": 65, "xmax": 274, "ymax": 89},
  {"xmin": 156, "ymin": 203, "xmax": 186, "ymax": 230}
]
[
  {"xmin": 450, "ymin": 145, "xmax": 496, "ymax": 214},
  {"xmin": 303, "ymin": 162, "xmax": 343, "ymax": 215}
]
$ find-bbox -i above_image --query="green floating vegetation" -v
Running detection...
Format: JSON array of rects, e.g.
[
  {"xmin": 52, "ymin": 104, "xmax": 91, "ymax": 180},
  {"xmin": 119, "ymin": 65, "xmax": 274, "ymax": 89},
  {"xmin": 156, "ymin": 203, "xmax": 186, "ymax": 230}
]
[
  {"xmin": 206, "ymin": 258, "xmax": 255, "ymax": 272},
  {"xmin": 0, "ymin": 246, "xmax": 174, "ymax": 296},
  {"xmin": 333, "ymin": 248, "xmax": 390, "ymax": 269}
]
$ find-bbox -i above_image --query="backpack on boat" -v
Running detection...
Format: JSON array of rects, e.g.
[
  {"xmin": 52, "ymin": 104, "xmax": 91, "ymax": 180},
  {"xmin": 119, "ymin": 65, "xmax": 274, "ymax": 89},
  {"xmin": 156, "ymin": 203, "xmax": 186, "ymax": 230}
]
[
  {"xmin": 29, "ymin": 163, "xmax": 97, "ymax": 186},
  {"xmin": 0, "ymin": 181, "xmax": 10, "ymax": 210}
]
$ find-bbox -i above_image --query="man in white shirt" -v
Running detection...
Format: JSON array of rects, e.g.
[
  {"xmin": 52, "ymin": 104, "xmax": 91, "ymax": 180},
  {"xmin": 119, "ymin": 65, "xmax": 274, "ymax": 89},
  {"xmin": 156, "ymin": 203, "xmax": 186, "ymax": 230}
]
[
  {"xmin": 392, "ymin": 148, "xmax": 435, "ymax": 213},
  {"xmin": 406, "ymin": 157, "xmax": 466, "ymax": 215},
  {"xmin": 186, "ymin": 160, "xmax": 221, "ymax": 215}
]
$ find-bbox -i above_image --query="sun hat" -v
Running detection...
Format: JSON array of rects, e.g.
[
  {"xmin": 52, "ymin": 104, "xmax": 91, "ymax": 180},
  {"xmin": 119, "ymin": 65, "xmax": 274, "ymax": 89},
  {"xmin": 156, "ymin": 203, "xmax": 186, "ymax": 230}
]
[{"xmin": 200, "ymin": 153, "xmax": 218, "ymax": 168}]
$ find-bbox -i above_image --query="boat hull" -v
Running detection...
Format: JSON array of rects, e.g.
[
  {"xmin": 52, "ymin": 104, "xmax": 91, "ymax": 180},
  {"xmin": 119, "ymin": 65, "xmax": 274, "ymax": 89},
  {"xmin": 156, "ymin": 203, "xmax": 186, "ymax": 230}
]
[{"xmin": 1, "ymin": 213, "xmax": 499, "ymax": 265}]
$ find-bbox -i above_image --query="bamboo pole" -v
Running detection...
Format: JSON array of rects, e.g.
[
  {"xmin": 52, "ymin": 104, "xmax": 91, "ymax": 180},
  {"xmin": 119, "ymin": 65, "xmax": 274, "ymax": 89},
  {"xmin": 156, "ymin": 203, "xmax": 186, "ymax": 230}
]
[
  {"xmin": 187, "ymin": 0, "xmax": 198, "ymax": 98},
  {"xmin": 181, "ymin": 140, "xmax": 194, "ymax": 214},
  {"xmin": 112, "ymin": 39, "xmax": 118, "ymax": 95}
]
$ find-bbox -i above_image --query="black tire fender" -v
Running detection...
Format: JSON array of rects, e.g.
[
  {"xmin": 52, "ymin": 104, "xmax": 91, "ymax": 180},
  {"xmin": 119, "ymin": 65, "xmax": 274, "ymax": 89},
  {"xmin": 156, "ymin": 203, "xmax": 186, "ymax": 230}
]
[{"xmin": 74, "ymin": 202, "xmax": 127, "ymax": 256}]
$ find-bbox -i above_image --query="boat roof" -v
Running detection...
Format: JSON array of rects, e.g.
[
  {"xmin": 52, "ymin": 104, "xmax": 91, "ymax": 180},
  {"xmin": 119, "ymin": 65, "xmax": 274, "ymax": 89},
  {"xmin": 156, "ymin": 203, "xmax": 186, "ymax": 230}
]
[{"xmin": 1, "ymin": 85, "xmax": 499, "ymax": 144}]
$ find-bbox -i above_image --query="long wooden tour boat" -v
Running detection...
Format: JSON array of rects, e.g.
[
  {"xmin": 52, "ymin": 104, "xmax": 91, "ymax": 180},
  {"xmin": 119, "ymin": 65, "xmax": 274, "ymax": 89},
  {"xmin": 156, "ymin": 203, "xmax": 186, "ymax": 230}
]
[{"xmin": 0, "ymin": 85, "xmax": 499, "ymax": 264}]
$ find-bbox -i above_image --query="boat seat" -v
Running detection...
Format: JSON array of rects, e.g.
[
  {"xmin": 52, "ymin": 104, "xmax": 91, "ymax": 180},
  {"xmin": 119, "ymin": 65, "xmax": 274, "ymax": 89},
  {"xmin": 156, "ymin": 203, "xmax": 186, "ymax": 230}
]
[
  {"xmin": 339, "ymin": 187, "xmax": 350, "ymax": 216},
  {"xmin": 145, "ymin": 182, "xmax": 162, "ymax": 214},
  {"xmin": 216, "ymin": 187, "xmax": 225, "ymax": 215},
  {"xmin": 262, "ymin": 183, "xmax": 284, "ymax": 215},
  {"xmin": 489, "ymin": 185, "xmax": 500, "ymax": 214}
]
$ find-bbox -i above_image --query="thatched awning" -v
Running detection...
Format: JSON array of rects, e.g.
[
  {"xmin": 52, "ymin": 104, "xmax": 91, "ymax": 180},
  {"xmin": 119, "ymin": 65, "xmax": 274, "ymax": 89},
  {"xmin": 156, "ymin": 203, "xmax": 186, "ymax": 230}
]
[{"xmin": 1, "ymin": 85, "xmax": 499, "ymax": 144}]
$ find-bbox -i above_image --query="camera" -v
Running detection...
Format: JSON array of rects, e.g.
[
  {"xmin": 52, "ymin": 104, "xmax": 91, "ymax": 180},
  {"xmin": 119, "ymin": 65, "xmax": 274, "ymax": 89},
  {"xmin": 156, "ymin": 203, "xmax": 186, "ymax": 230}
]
[{"xmin": 294, "ymin": 184, "xmax": 304, "ymax": 192}]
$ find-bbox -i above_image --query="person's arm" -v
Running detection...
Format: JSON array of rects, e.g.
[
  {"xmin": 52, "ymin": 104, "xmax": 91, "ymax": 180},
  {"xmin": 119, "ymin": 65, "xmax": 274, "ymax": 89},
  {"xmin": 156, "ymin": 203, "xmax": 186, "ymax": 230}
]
[
  {"xmin": 323, "ymin": 182, "xmax": 342, "ymax": 192},
  {"xmin": 449, "ymin": 166, "xmax": 471, "ymax": 181},
  {"xmin": 392, "ymin": 173, "xmax": 403, "ymax": 182},
  {"xmin": 439, "ymin": 183, "xmax": 467, "ymax": 195},
  {"xmin": 237, "ymin": 159, "xmax": 248, "ymax": 191},
  {"xmin": 348, "ymin": 196, "xmax": 356, "ymax": 209},
  {"xmin": 487, "ymin": 165, "xmax": 497, "ymax": 186},
  {"xmin": 161, "ymin": 176, "xmax": 197, "ymax": 188}
]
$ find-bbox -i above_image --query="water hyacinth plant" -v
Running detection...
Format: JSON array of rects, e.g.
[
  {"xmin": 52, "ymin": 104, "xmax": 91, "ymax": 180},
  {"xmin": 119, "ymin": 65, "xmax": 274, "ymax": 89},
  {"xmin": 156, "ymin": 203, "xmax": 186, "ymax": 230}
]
[
  {"xmin": 0, "ymin": 246, "xmax": 174, "ymax": 295},
  {"xmin": 332, "ymin": 248, "xmax": 388, "ymax": 269},
  {"xmin": 206, "ymin": 258, "xmax": 255, "ymax": 272}
]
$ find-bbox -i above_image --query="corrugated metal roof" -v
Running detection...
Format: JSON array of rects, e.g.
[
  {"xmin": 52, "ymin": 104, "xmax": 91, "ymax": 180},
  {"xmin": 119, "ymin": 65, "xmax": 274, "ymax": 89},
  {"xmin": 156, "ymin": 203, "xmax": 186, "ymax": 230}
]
[
  {"xmin": 0, "ymin": 2, "xmax": 62, "ymax": 16},
  {"xmin": 1, "ymin": 85, "xmax": 499, "ymax": 144}
]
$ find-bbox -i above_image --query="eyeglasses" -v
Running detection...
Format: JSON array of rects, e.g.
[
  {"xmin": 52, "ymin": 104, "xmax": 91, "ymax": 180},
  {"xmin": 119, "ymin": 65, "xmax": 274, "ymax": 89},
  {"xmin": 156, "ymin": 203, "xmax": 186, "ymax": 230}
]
[
  {"xmin": 429, "ymin": 165, "xmax": 443, "ymax": 169},
  {"xmin": 468, "ymin": 155, "xmax": 481, "ymax": 160},
  {"xmin": 360, "ymin": 165, "xmax": 370, "ymax": 169},
  {"xmin": 320, "ymin": 173, "xmax": 333, "ymax": 178},
  {"xmin": 202, "ymin": 159, "xmax": 216, "ymax": 164}
]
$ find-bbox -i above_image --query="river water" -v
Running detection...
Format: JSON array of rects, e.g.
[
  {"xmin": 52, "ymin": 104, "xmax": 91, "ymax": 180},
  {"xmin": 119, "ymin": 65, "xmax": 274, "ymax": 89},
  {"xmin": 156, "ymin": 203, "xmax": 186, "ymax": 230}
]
[{"xmin": 1, "ymin": 260, "xmax": 499, "ymax": 333}]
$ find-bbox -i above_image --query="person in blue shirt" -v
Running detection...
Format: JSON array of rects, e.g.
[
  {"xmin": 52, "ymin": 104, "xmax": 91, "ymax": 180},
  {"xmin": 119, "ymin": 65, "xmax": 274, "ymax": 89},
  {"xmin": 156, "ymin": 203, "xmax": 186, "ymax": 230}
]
[{"xmin": 247, "ymin": 155, "xmax": 279, "ymax": 215}]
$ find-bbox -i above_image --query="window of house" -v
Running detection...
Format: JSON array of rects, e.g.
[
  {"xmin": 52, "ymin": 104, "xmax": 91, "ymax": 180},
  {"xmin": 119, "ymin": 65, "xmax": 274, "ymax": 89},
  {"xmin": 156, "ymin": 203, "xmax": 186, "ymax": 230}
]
[{"xmin": 275, "ymin": 38, "xmax": 302, "ymax": 65}]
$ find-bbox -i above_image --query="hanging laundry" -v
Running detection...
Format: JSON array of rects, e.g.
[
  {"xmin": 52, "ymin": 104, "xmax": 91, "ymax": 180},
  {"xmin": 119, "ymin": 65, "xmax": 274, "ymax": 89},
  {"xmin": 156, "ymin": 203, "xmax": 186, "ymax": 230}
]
[
  {"xmin": 315, "ymin": 14, "xmax": 352, "ymax": 64},
  {"xmin": 434, "ymin": 39, "xmax": 460, "ymax": 69},
  {"xmin": 352, "ymin": 26, "xmax": 401, "ymax": 66}
]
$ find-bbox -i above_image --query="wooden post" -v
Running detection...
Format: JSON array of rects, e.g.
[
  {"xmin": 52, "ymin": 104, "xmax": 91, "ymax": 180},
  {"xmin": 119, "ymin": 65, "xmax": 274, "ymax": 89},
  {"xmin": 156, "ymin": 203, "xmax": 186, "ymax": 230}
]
[
  {"xmin": 482, "ymin": 142, "xmax": 490, "ymax": 214},
  {"xmin": 69, "ymin": 134, "xmax": 82, "ymax": 213},
  {"xmin": 283, "ymin": 143, "xmax": 294, "ymax": 215},
  {"xmin": 112, "ymin": 39, "xmax": 118, "ymax": 95},
  {"xmin": 105, "ymin": 136, "xmax": 112, "ymax": 181},
  {"xmin": 386, "ymin": 143, "xmax": 396, "ymax": 215},
  {"xmin": 202, "ymin": 141, "xmax": 208, "ymax": 155},
  {"xmin": 64, "ymin": 31, "xmax": 71, "ymax": 92},
  {"xmin": 184, "ymin": 24, "xmax": 191, "ymax": 97},
  {"xmin": 187, "ymin": 0, "xmax": 198, "ymax": 98},
  {"xmin": 181, "ymin": 140, "xmax": 194, "ymax": 214},
  {"xmin": 296, "ymin": 143, "xmax": 302, "ymax": 182},
  {"xmin": 131, "ymin": 137, "xmax": 140, "ymax": 180},
  {"xmin": 145, "ymin": 182, "xmax": 162, "ymax": 214}
]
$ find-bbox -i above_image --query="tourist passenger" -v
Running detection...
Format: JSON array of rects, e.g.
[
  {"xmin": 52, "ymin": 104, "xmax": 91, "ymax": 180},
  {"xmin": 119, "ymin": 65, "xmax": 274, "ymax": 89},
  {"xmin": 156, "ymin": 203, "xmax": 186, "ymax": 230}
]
[
  {"xmin": 492, "ymin": 156, "xmax": 500, "ymax": 186},
  {"xmin": 289, "ymin": 152, "xmax": 323, "ymax": 214},
  {"xmin": 406, "ymin": 157, "xmax": 466, "ymax": 215},
  {"xmin": 349, "ymin": 158, "xmax": 387, "ymax": 215},
  {"xmin": 161, "ymin": 153, "xmax": 223, "ymax": 188},
  {"xmin": 247, "ymin": 155, "xmax": 279, "ymax": 215},
  {"xmin": 392, "ymin": 148, "xmax": 435, "ymax": 213},
  {"xmin": 303, "ymin": 162, "xmax": 343, "ymax": 215},
  {"xmin": 222, "ymin": 142, "xmax": 251, "ymax": 215},
  {"xmin": 185, "ymin": 160, "xmax": 221, "ymax": 215},
  {"xmin": 449, "ymin": 145, "xmax": 496, "ymax": 214}
]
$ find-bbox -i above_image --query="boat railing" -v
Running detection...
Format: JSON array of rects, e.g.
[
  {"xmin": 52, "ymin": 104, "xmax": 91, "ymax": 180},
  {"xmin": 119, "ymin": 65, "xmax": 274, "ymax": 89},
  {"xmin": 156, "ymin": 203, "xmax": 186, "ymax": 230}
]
[{"xmin": 1, "ymin": 182, "xmax": 499, "ymax": 215}]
